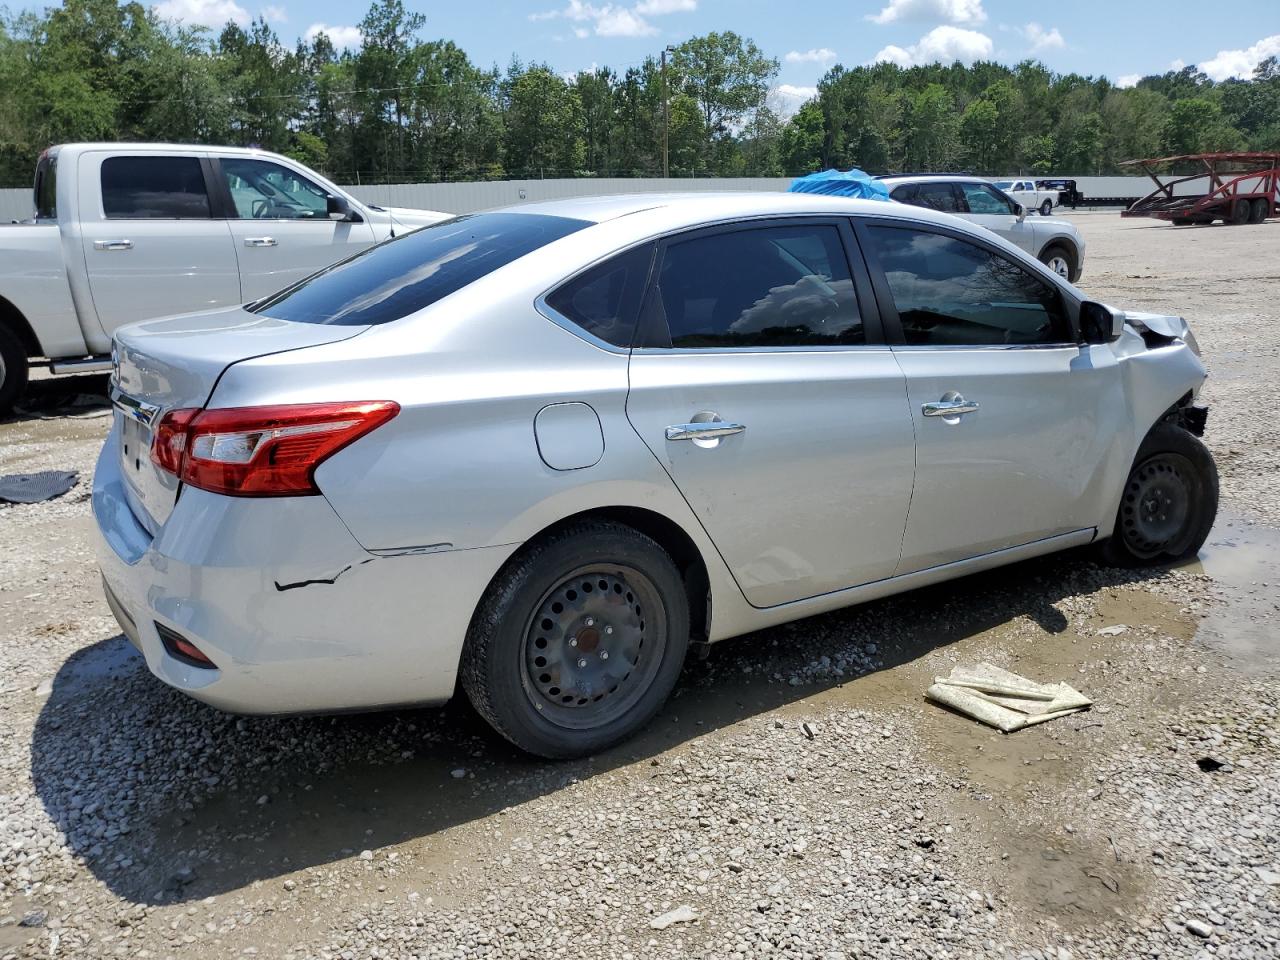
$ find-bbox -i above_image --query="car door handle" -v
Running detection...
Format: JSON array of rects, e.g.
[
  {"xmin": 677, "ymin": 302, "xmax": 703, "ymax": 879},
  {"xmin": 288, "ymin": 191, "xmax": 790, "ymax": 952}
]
[
  {"xmin": 244, "ymin": 237, "xmax": 278, "ymax": 247},
  {"xmin": 93, "ymin": 239, "xmax": 132, "ymax": 251},
  {"xmin": 922, "ymin": 398, "xmax": 980, "ymax": 417},
  {"xmin": 665, "ymin": 422, "xmax": 747, "ymax": 441}
]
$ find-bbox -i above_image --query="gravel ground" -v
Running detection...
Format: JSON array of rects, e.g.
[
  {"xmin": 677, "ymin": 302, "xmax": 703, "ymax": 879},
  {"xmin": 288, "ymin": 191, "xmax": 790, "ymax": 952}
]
[{"xmin": 2, "ymin": 213, "xmax": 1278, "ymax": 959}]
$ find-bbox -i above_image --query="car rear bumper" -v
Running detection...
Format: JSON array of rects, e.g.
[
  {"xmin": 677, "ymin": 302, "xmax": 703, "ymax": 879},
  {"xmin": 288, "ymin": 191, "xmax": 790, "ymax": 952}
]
[{"xmin": 92, "ymin": 425, "xmax": 516, "ymax": 715}]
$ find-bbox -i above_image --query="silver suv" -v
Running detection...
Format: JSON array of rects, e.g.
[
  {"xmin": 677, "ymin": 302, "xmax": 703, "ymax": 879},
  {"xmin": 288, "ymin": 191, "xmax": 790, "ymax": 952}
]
[{"xmin": 881, "ymin": 175, "xmax": 1085, "ymax": 281}]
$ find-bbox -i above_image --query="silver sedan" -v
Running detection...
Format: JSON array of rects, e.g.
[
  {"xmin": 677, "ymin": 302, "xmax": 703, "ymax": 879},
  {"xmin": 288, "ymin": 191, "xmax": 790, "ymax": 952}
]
[{"xmin": 94, "ymin": 192, "xmax": 1217, "ymax": 758}]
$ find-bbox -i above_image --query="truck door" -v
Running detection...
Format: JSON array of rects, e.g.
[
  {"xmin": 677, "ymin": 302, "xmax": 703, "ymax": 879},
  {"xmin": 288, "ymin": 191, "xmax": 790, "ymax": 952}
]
[
  {"xmin": 214, "ymin": 157, "xmax": 378, "ymax": 301},
  {"xmin": 78, "ymin": 152, "xmax": 241, "ymax": 336}
]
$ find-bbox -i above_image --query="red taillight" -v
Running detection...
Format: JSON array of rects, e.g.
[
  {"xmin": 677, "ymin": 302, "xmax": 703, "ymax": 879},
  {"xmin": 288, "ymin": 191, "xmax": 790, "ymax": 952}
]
[{"xmin": 150, "ymin": 401, "xmax": 399, "ymax": 497}]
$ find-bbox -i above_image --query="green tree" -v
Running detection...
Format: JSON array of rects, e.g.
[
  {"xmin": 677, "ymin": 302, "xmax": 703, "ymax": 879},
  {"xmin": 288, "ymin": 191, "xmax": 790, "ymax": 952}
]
[
  {"xmin": 778, "ymin": 100, "xmax": 824, "ymax": 175},
  {"xmin": 502, "ymin": 65, "xmax": 584, "ymax": 177}
]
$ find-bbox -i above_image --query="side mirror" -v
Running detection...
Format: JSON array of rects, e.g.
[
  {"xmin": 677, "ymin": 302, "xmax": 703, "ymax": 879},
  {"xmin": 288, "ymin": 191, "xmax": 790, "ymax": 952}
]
[
  {"xmin": 326, "ymin": 194, "xmax": 357, "ymax": 221},
  {"xmin": 1014, "ymin": 202, "xmax": 1026, "ymax": 222},
  {"xmin": 1080, "ymin": 301, "xmax": 1125, "ymax": 344}
]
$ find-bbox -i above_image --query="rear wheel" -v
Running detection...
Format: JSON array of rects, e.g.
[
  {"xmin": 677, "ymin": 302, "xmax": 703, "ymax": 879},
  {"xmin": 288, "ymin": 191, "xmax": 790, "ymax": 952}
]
[
  {"xmin": 1229, "ymin": 199, "xmax": 1251, "ymax": 225},
  {"xmin": 1038, "ymin": 243, "xmax": 1076, "ymax": 282},
  {"xmin": 0, "ymin": 325, "xmax": 29, "ymax": 417},
  {"xmin": 460, "ymin": 520, "xmax": 690, "ymax": 759},
  {"xmin": 1098, "ymin": 423, "xmax": 1218, "ymax": 567},
  {"xmin": 1249, "ymin": 198, "xmax": 1269, "ymax": 224},
  {"xmin": 1039, "ymin": 199, "xmax": 1053, "ymax": 216}
]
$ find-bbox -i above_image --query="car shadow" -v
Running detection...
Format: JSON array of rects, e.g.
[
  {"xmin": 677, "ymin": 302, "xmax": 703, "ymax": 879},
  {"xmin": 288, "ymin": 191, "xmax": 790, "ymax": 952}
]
[
  {"xmin": 30, "ymin": 547, "xmax": 1158, "ymax": 905},
  {"xmin": 4, "ymin": 372, "xmax": 110, "ymax": 423}
]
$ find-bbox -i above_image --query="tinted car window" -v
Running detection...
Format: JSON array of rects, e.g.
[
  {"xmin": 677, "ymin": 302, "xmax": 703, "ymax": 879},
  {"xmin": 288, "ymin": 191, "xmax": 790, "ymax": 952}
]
[
  {"xmin": 101, "ymin": 156, "xmax": 211, "ymax": 219},
  {"xmin": 652, "ymin": 224, "xmax": 863, "ymax": 348},
  {"xmin": 961, "ymin": 182, "xmax": 1015, "ymax": 215},
  {"xmin": 545, "ymin": 244, "xmax": 653, "ymax": 348},
  {"xmin": 222, "ymin": 158, "xmax": 330, "ymax": 220},
  {"xmin": 869, "ymin": 226, "xmax": 1069, "ymax": 346},
  {"xmin": 252, "ymin": 212, "xmax": 590, "ymax": 326},
  {"xmin": 912, "ymin": 183, "xmax": 960, "ymax": 213}
]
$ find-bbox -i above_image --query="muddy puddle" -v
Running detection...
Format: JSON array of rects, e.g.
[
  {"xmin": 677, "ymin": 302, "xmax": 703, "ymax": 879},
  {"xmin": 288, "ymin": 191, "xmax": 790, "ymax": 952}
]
[{"xmin": 1182, "ymin": 515, "xmax": 1280, "ymax": 670}]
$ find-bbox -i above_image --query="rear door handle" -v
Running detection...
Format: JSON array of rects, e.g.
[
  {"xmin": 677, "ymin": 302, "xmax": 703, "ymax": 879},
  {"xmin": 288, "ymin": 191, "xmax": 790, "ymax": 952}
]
[
  {"xmin": 922, "ymin": 395, "xmax": 980, "ymax": 418},
  {"xmin": 244, "ymin": 237, "xmax": 278, "ymax": 247},
  {"xmin": 93, "ymin": 239, "xmax": 133, "ymax": 251},
  {"xmin": 665, "ymin": 422, "xmax": 746, "ymax": 441}
]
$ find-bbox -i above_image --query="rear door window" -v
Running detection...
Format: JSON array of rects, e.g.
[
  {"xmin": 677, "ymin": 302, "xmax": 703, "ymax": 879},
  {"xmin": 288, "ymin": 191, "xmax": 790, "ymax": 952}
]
[
  {"xmin": 867, "ymin": 225, "xmax": 1070, "ymax": 346},
  {"xmin": 648, "ymin": 223, "xmax": 864, "ymax": 348},
  {"xmin": 912, "ymin": 183, "xmax": 961, "ymax": 213},
  {"xmin": 101, "ymin": 156, "xmax": 211, "ymax": 219},
  {"xmin": 252, "ymin": 212, "xmax": 590, "ymax": 326}
]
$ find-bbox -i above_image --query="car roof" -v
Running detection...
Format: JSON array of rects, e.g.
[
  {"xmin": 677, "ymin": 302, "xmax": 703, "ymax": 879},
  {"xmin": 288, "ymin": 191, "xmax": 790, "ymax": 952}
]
[
  {"xmin": 50, "ymin": 142, "xmax": 290, "ymax": 160},
  {"xmin": 491, "ymin": 191, "xmax": 956, "ymax": 230},
  {"xmin": 878, "ymin": 174, "xmax": 991, "ymax": 185}
]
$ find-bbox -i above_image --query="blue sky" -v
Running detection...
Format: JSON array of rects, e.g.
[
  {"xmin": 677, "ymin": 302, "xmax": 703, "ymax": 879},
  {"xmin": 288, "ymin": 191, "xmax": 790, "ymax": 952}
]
[{"xmin": 34, "ymin": 1, "xmax": 1280, "ymax": 111}]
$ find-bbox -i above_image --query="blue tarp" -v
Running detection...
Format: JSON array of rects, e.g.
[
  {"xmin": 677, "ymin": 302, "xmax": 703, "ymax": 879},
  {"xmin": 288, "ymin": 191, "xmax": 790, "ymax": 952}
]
[{"xmin": 787, "ymin": 168, "xmax": 890, "ymax": 201}]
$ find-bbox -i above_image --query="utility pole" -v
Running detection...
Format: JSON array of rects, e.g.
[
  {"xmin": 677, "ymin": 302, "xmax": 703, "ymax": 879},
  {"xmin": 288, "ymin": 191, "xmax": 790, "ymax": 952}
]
[{"xmin": 661, "ymin": 44, "xmax": 676, "ymax": 178}]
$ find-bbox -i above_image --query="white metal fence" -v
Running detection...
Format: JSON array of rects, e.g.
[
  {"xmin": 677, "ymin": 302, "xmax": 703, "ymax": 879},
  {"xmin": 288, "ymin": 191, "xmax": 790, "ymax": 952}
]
[{"xmin": 1, "ymin": 174, "xmax": 1169, "ymax": 223}]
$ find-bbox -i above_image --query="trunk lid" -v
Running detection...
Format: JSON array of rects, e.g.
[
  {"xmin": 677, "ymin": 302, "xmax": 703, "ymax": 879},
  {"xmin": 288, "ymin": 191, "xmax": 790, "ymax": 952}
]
[{"xmin": 111, "ymin": 306, "xmax": 367, "ymax": 533}]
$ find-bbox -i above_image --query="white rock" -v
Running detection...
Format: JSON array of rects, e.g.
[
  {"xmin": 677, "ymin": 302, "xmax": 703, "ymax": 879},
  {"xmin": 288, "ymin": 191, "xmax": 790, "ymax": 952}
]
[{"xmin": 650, "ymin": 905, "xmax": 698, "ymax": 930}]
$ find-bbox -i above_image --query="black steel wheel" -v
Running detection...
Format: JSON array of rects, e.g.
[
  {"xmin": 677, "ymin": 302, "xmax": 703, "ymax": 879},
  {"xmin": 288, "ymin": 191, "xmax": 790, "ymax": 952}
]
[
  {"xmin": 460, "ymin": 520, "xmax": 689, "ymax": 758},
  {"xmin": 521, "ymin": 565, "xmax": 665, "ymax": 730},
  {"xmin": 1230, "ymin": 199, "xmax": 1251, "ymax": 225},
  {"xmin": 1098, "ymin": 422, "xmax": 1218, "ymax": 567},
  {"xmin": 1249, "ymin": 198, "xmax": 1269, "ymax": 224},
  {"xmin": 1039, "ymin": 199, "xmax": 1053, "ymax": 216}
]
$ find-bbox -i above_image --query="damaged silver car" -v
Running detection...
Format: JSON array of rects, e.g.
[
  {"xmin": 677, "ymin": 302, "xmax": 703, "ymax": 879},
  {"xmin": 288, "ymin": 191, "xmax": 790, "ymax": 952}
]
[{"xmin": 95, "ymin": 193, "xmax": 1217, "ymax": 758}]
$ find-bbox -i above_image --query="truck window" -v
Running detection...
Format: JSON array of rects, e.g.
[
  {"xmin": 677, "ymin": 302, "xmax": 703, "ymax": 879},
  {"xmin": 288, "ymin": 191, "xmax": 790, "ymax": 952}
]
[
  {"xmin": 221, "ymin": 158, "xmax": 330, "ymax": 220},
  {"xmin": 101, "ymin": 156, "xmax": 212, "ymax": 219},
  {"xmin": 34, "ymin": 155, "xmax": 57, "ymax": 220}
]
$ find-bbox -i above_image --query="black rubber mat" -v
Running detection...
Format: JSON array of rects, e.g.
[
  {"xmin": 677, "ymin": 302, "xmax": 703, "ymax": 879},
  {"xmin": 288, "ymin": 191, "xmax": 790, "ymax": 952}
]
[{"xmin": 0, "ymin": 470, "xmax": 78, "ymax": 504}]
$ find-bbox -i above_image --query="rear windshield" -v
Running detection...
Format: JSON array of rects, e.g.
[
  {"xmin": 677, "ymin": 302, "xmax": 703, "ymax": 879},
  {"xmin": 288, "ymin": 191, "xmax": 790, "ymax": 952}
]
[{"xmin": 251, "ymin": 212, "xmax": 591, "ymax": 326}]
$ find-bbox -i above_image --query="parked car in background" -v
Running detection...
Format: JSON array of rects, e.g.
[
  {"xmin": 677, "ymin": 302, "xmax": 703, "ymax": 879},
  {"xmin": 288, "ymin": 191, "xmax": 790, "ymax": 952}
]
[
  {"xmin": 991, "ymin": 177, "xmax": 1059, "ymax": 216},
  {"xmin": 96, "ymin": 192, "xmax": 1214, "ymax": 759},
  {"xmin": 1038, "ymin": 178, "xmax": 1084, "ymax": 208},
  {"xmin": 0, "ymin": 143, "xmax": 451, "ymax": 413},
  {"xmin": 881, "ymin": 175, "xmax": 1086, "ymax": 281}
]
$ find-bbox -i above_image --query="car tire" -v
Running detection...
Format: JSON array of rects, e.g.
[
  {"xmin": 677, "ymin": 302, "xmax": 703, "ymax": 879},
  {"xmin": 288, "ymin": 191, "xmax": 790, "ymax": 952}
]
[
  {"xmin": 1249, "ymin": 198, "xmax": 1269, "ymax": 224},
  {"xmin": 1038, "ymin": 243, "xmax": 1077, "ymax": 282},
  {"xmin": 460, "ymin": 519, "xmax": 690, "ymax": 759},
  {"xmin": 1097, "ymin": 422, "xmax": 1218, "ymax": 567},
  {"xmin": 0, "ymin": 324, "xmax": 29, "ymax": 417},
  {"xmin": 1229, "ymin": 199, "xmax": 1251, "ymax": 225},
  {"xmin": 1039, "ymin": 199, "xmax": 1053, "ymax": 216},
  {"xmin": 1171, "ymin": 217, "xmax": 1192, "ymax": 226}
]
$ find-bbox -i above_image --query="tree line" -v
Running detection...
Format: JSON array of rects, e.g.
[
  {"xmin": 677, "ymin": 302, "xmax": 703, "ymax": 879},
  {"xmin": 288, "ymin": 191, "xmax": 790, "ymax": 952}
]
[{"xmin": 2, "ymin": 0, "xmax": 1278, "ymax": 189}]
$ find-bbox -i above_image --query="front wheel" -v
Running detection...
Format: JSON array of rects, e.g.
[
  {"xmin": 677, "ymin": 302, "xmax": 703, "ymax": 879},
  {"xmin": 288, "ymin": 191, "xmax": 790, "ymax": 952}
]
[
  {"xmin": 460, "ymin": 520, "xmax": 690, "ymax": 759},
  {"xmin": 1039, "ymin": 243, "xmax": 1077, "ymax": 282},
  {"xmin": 1098, "ymin": 423, "xmax": 1218, "ymax": 567},
  {"xmin": 0, "ymin": 325, "xmax": 30, "ymax": 417},
  {"xmin": 1039, "ymin": 199, "xmax": 1053, "ymax": 216}
]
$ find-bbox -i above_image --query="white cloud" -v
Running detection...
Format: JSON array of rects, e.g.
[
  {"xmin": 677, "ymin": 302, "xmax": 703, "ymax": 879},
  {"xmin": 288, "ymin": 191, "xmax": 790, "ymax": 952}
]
[
  {"xmin": 634, "ymin": 0, "xmax": 695, "ymax": 13},
  {"xmin": 871, "ymin": 25, "xmax": 993, "ymax": 67},
  {"xmin": 1115, "ymin": 73, "xmax": 1141, "ymax": 88},
  {"xmin": 1023, "ymin": 23, "xmax": 1064, "ymax": 52},
  {"xmin": 776, "ymin": 84, "xmax": 819, "ymax": 101},
  {"xmin": 153, "ymin": 0, "xmax": 250, "ymax": 28},
  {"xmin": 771, "ymin": 84, "xmax": 819, "ymax": 119},
  {"xmin": 1199, "ymin": 34, "xmax": 1280, "ymax": 81},
  {"xmin": 785, "ymin": 48, "xmax": 836, "ymax": 64},
  {"xmin": 595, "ymin": 8, "xmax": 657, "ymax": 37},
  {"xmin": 868, "ymin": 0, "xmax": 986, "ymax": 26},
  {"xmin": 531, "ymin": 0, "xmax": 691, "ymax": 38},
  {"xmin": 261, "ymin": 4, "xmax": 286, "ymax": 22},
  {"xmin": 1170, "ymin": 58, "xmax": 1186, "ymax": 70},
  {"xmin": 304, "ymin": 22, "xmax": 362, "ymax": 50}
]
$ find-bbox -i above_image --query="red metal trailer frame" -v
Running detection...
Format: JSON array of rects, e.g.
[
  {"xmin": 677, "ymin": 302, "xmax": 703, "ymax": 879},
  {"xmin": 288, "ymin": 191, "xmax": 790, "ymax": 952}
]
[{"xmin": 1120, "ymin": 152, "xmax": 1279, "ymax": 225}]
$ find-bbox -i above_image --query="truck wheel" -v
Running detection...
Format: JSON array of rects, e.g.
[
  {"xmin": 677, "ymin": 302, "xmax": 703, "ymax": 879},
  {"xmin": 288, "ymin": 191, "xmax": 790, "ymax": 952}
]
[
  {"xmin": 460, "ymin": 519, "xmax": 690, "ymax": 759},
  {"xmin": 1097, "ymin": 422, "xmax": 1218, "ymax": 567},
  {"xmin": 1249, "ymin": 198, "xmax": 1269, "ymax": 223},
  {"xmin": 0, "ymin": 325, "xmax": 29, "ymax": 417},
  {"xmin": 1039, "ymin": 199, "xmax": 1053, "ymax": 216},
  {"xmin": 1038, "ymin": 243, "xmax": 1077, "ymax": 282},
  {"xmin": 1229, "ymin": 200, "xmax": 1251, "ymax": 225}
]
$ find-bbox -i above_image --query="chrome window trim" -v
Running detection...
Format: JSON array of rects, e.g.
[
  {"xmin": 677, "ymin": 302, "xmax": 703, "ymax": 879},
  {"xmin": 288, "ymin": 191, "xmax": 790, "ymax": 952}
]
[
  {"xmin": 631, "ymin": 344, "xmax": 893, "ymax": 357},
  {"xmin": 889, "ymin": 342, "xmax": 1081, "ymax": 352},
  {"xmin": 534, "ymin": 294, "xmax": 632, "ymax": 356}
]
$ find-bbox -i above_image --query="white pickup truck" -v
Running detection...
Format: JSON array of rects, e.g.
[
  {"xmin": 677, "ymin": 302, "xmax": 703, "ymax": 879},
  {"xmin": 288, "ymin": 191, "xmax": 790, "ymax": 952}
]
[
  {"xmin": 0, "ymin": 143, "xmax": 450, "ymax": 412},
  {"xmin": 991, "ymin": 178, "xmax": 1059, "ymax": 217}
]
